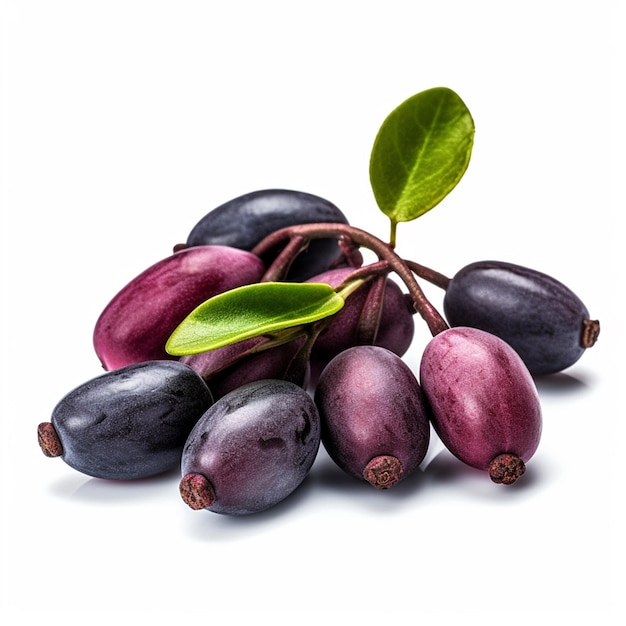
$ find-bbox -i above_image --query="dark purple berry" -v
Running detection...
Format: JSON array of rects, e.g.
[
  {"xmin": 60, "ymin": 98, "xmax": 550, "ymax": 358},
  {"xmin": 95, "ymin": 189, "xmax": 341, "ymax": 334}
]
[
  {"xmin": 443, "ymin": 260, "xmax": 600, "ymax": 375},
  {"xmin": 182, "ymin": 189, "xmax": 349, "ymax": 281},
  {"xmin": 38, "ymin": 361, "xmax": 214, "ymax": 480},
  {"xmin": 180, "ymin": 379, "xmax": 320, "ymax": 515}
]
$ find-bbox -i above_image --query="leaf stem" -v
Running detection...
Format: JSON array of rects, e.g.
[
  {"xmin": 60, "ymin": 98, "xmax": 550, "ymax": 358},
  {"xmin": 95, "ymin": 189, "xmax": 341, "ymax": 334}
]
[
  {"xmin": 284, "ymin": 322, "xmax": 325, "ymax": 384},
  {"xmin": 356, "ymin": 274, "xmax": 387, "ymax": 345},
  {"xmin": 260, "ymin": 235, "xmax": 309, "ymax": 282},
  {"xmin": 389, "ymin": 219, "xmax": 398, "ymax": 249},
  {"xmin": 252, "ymin": 223, "xmax": 448, "ymax": 336},
  {"xmin": 403, "ymin": 259, "xmax": 451, "ymax": 290}
]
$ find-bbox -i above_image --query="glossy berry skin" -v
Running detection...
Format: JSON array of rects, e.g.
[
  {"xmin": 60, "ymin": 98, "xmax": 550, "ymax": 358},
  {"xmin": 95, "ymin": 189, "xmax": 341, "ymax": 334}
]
[
  {"xmin": 181, "ymin": 336, "xmax": 308, "ymax": 399},
  {"xmin": 306, "ymin": 267, "xmax": 415, "ymax": 381},
  {"xmin": 38, "ymin": 361, "xmax": 214, "ymax": 480},
  {"xmin": 443, "ymin": 260, "xmax": 598, "ymax": 375},
  {"xmin": 420, "ymin": 327, "xmax": 542, "ymax": 483},
  {"xmin": 93, "ymin": 245, "xmax": 265, "ymax": 370},
  {"xmin": 180, "ymin": 379, "xmax": 320, "ymax": 515},
  {"xmin": 183, "ymin": 188, "xmax": 349, "ymax": 281},
  {"xmin": 315, "ymin": 346, "xmax": 430, "ymax": 488}
]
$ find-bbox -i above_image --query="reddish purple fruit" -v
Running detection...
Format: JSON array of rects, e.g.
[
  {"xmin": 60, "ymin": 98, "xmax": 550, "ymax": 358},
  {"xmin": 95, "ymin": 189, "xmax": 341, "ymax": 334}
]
[
  {"xmin": 306, "ymin": 267, "xmax": 415, "ymax": 381},
  {"xmin": 419, "ymin": 327, "xmax": 542, "ymax": 484},
  {"xmin": 93, "ymin": 245, "xmax": 265, "ymax": 370},
  {"xmin": 315, "ymin": 345, "xmax": 430, "ymax": 489},
  {"xmin": 179, "ymin": 379, "xmax": 321, "ymax": 515},
  {"xmin": 181, "ymin": 336, "xmax": 308, "ymax": 399}
]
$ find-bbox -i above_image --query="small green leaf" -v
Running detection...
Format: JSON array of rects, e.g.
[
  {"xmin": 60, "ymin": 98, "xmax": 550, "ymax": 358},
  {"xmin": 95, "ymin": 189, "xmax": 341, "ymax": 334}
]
[
  {"xmin": 369, "ymin": 87, "xmax": 475, "ymax": 229},
  {"xmin": 165, "ymin": 282, "xmax": 345, "ymax": 356}
]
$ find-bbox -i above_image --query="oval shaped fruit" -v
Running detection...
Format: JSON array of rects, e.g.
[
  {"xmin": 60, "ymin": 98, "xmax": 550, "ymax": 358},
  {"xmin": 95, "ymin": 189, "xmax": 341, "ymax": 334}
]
[
  {"xmin": 315, "ymin": 346, "xmax": 430, "ymax": 488},
  {"xmin": 183, "ymin": 189, "xmax": 350, "ymax": 281},
  {"xmin": 419, "ymin": 327, "xmax": 542, "ymax": 484},
  {"xmin": 443, "ymin": 260, "xmax": 600, "ymax": 375},
  {"xmin": 93, "ymin": 245, "xmax": 265, "ymax": 370},
  {"xmin": 179, "ymin": 379, "xmax": 320, "ymax": 515},
  {"xmin": 180, "ymin": 336, "xmax": 308, "ymax": 399},
  {"xmin": 306, "ymin": 267, "xmax": 415, "ymax": 380},
  {"xmin": 37, "ymin": 361, "xmax": 214, "ymax": 480}
]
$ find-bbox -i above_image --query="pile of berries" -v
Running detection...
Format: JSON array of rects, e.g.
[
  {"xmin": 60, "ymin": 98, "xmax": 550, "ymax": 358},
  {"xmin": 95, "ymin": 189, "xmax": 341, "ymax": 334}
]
[{"xmin": 37, "ymin": 89, "xmax": 600, "ymax": 517}]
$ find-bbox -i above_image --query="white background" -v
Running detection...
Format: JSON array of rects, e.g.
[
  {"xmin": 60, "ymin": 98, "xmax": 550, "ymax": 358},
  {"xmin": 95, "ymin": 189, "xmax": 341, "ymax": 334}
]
[{"xmin": 1, "ymin": 1, "xmax": 624, "ymax": 624}]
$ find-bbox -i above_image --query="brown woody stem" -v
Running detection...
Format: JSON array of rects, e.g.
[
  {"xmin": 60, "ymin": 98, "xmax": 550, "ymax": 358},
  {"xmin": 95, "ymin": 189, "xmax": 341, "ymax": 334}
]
[
  {"xmin": 261, "ymin": 235, "xmax": 309, "ymax": 282},
  {"xmin": 356, "ymin": 274, "xmax": 387, "ymax": 345},
  {"xmin": 252, "ymin": 223, "xmax": 448, "ymax": 337},
  {"xmin": 403, "ymin": 259, "xmax": 451, "ymax": 290}
]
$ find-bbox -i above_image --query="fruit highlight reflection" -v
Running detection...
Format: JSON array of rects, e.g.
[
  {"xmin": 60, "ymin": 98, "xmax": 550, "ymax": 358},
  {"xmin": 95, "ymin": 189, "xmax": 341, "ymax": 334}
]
[{"xmin": 38, "ymin": 87, "xmax": 600, "ymax": 517}]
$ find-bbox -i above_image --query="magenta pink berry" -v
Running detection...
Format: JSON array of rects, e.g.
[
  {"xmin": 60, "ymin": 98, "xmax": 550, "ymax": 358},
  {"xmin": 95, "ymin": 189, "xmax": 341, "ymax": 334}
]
[
  {"xmin": 419, "ymin": 327, "xmax": 542, "ymax": 484},
  {"xmin": 93, "ymin": 245, "xmax": 265, "ymax": 370}
]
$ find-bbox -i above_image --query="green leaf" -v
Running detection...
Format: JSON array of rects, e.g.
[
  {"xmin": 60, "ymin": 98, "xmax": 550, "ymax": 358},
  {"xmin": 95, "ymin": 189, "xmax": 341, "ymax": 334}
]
[
  {"xmin": 369, "ymin": 86, "xmax": 475, "ymax": 227},
  {"xmin": 165, "ymin": 282, "xmax": 345, "ymax": 356}
]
